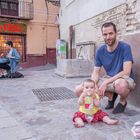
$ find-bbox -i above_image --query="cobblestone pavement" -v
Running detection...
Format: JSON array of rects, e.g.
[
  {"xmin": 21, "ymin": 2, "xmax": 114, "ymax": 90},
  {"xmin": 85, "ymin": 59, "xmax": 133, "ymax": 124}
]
[{"xmin": 0, "ymin": 64, "xmax": 139, "ymax": 140}]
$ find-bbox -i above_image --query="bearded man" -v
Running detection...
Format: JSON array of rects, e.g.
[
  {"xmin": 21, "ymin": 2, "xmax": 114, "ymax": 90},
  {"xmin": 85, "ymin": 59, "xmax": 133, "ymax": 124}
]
[{"xmin": 75, "ymin": 22, "xmax": 136, "ymax": 114}]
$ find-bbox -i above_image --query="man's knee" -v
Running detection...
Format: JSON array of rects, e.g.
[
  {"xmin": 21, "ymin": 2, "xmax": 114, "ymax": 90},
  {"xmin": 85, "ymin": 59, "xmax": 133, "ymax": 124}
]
[{"xmin": 114, "ymin": 79, "xmax": 129, "ymax": 94}]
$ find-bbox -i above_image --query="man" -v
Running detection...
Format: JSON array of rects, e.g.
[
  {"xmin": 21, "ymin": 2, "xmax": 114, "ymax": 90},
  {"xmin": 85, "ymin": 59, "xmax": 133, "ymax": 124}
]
[
  {"xmin": 75, "ymin": 22, "xmax": 136, "ymax": 114},
  {"xmin": 0, "ymin": 41, "xmax": 20, "ymax": 77}
]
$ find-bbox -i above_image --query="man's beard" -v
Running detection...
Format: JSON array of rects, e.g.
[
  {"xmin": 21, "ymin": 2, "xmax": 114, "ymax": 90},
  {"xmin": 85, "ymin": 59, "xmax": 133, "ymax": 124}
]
[{"xmin": 105, "ymin": 38, "xmax": 116, "ymax": 47}]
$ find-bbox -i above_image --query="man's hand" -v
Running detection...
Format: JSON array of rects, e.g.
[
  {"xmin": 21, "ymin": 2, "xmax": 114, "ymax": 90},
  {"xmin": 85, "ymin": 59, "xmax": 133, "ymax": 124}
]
[
  {"xmin": 95, "ymin": 84, "xmax": 103, "ymax": 98},
  {"xmin": 99, "ymin": 81, "xmax": 108, "ymax": 97}
]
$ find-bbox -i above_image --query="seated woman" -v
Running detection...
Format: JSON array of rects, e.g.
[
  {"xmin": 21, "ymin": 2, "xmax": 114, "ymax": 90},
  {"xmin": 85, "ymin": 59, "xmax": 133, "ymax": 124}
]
[{"xmin": 0, "ymin": 41, "xmax": 20, "ymax": 78}]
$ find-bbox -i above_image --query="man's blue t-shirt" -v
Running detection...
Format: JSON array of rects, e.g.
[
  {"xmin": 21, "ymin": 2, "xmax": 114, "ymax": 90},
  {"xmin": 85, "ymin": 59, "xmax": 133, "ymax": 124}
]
[{"xmin": 95, "ymin": 41, "xmax": 134, "ymax": 79}]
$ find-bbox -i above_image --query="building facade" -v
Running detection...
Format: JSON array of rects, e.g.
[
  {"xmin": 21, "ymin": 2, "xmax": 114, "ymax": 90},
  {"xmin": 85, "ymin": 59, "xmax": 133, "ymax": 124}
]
[
  {"xmin": 59, "ymin": 0, "xmax": 140, "ymax": 58},
  {"xmin": 59, "ymin": 0, "xmax": 140, "ymax": 107},
  {"xmin": 0, "ymin": 0, "xmax": 59, "ymax": 67}
]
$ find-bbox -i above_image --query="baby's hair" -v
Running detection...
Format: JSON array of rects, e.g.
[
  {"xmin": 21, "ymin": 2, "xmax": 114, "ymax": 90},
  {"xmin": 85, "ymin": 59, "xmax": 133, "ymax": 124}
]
[{"xmin": 83, "ymin": 79, "xmax": 95, "ymax": 86}]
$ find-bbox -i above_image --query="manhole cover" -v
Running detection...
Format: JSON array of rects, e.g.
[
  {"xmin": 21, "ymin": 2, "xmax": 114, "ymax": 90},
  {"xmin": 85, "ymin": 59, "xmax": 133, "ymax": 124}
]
[{"xmin": 32, "ymin": 87, "xmax": 77, "ymax": 102}]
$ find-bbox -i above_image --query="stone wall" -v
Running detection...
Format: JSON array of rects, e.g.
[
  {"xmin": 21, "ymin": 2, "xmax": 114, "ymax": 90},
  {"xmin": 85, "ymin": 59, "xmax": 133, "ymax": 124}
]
[
  {"xmin": 125, "ymin": 0, "xmax": 140, "ymax": 33},
  {"xmin": 74, "ymin": 4, "xmax": 127, "ymax": 45},
  {"xmin": 59, "ymin": 0, "xmax": 125, "ymax": 41},
  {"xmin": 74, "ymin": 0, "xmax": 140, "ymax": 43},
  {"xmin": 55, "ymin": 59, "xmax": 93, "ymax": 77},
  {"xmin": 76, "ymin": 41, "xmax": 96, "ymax": 61},
  {"xmin": 123, "ymin": 33, "xmax": 140, "ymax": 107}
]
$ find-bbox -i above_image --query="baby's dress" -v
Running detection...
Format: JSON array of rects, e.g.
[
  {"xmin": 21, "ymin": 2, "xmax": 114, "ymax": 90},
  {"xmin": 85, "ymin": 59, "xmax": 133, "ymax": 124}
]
[{"xmin": 79, "ymin": 94, "xmax": 100, "ymax": 122}]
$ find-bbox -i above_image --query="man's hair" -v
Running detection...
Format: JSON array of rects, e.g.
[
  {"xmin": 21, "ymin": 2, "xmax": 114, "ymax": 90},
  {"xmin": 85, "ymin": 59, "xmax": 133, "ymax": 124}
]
[
  {"xmin": 101, "ymin": 22, "xmax": 117, "ymax": 33},
  {"xmin": 5, "ymin": 41, "xmax": 13, "ymax": 47}
]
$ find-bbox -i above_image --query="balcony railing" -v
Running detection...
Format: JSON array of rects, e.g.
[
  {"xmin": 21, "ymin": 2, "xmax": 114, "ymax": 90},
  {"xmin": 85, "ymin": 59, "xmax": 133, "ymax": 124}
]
[
  {"xmin": 0, "ymin": 0, "xmax": 33, "ymax": 20},
  {"xmin": 47, "ymin": 0, "xmax": 60, "ymax": 6},
  {"xmin": 18, "ymin": 1, "xmax": 33, "ymax": 19}
]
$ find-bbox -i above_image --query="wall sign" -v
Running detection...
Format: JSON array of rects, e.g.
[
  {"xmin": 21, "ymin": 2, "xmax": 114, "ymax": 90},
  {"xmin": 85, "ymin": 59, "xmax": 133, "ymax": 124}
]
[{"xmin": 0, "ymin": 22, "xmax": 26, "ymax": 34}]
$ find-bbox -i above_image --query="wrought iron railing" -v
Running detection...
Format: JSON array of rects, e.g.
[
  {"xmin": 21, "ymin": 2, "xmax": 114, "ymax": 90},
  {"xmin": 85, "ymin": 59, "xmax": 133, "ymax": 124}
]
[
  {"xmin": 18, "ymin": 1, "xmax": 33, "ymax": 19},
  {"xmin": 47, "ymin": 0, "xmax": 60, "ymax": 6}
]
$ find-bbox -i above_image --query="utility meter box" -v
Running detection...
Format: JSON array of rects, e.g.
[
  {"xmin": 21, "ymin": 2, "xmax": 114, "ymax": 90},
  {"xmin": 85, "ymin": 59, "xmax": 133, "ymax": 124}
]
[{"xmin": 56, "ymin": 39, "xmax": 68, "ymax": 59}]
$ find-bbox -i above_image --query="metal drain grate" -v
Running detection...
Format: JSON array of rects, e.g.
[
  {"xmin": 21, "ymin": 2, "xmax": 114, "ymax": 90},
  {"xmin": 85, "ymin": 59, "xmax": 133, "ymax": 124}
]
[{"xmin": 32, "ymin": 87, "xmax": 76, "ymax": 102}]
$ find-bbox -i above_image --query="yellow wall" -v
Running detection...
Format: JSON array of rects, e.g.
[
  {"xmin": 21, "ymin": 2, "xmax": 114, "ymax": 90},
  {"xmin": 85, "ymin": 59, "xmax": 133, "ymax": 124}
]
[{"xmin": 26, "ymin": 0, "xmax": 59, "ymax": 54}]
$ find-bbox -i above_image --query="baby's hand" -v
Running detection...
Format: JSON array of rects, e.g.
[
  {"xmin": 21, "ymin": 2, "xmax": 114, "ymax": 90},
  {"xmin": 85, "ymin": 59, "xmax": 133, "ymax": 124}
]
[{"xmin": 94, "ymin": 99, "xmax": 100, "ymax": 107}]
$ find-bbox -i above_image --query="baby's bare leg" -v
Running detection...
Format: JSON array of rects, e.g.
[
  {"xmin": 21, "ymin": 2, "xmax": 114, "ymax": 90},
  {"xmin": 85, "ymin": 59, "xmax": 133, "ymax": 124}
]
[
  {"xmin": 74, "ymin": 117, "xmax": 84, "ymax": 127},
  {"xmin": 102, "ymin": 116, "xmax": 118, "ymax": 125}
]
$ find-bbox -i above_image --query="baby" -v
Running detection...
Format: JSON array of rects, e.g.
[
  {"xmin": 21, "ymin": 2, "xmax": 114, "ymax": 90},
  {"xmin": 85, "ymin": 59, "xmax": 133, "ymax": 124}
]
[{"xmin": 73, "ymin": 79, "xmax": 118, "ymax": 127}]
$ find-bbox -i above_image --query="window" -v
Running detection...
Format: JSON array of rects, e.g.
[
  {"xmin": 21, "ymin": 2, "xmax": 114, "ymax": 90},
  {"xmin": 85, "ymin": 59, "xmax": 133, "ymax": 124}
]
[
  {"xmin": 10, "ymin": 3, "xmax": 17, "ymax": 11},
  {"xmin": 1, "ymin": 2, "xmax": 8, "ymax": 9},
  {"xmin": 0, "ymin": 34, "xmax": 26, "ymax": 62},
  {"xmin": 0, "ymin": 1, "xmax": 18, "ymax": 16}
]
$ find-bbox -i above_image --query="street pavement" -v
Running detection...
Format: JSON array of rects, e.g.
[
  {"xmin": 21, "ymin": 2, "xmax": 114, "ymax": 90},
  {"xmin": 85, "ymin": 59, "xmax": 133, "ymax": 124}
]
[{"xmin": 0, "ymin": 64, "xmax": 140, "ymax": 140}]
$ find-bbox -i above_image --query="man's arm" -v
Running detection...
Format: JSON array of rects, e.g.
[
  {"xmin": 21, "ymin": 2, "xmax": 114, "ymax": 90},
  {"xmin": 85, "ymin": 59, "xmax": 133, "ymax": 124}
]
[{"xmin": 91, "ymin": 66, "xmax": 101, "ymax": 84}]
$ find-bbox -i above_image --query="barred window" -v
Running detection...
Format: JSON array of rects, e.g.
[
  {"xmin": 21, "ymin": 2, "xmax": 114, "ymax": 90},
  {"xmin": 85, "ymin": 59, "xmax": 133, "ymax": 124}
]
[
  {"xmin": 1, "ymin": 2, "xmax": 8, "ymax": 9},
  {"xmin": 10, "ymin": 3, "xmax": 17, "ymax": 11}
]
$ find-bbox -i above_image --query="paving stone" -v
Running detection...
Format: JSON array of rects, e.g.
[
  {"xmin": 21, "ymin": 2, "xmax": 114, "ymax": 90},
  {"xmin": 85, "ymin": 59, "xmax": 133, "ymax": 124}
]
[
  {"xmin": 0, "ymin": 117, "xmax": 18, "ymax": 128},
  {"xmin": 0, "ymin": 109, "xmax": 10, "ymax": 118},
  {"xmin": 0, "ymin": 126, "xmax": 33, "ymax": 140},
  {"xmin": 0, "ymin": 105, "xmax": 2, "ymax": 109},
  {"xmin": 26, "ymin": 138, "xmax": 36, "ymax": 140},
  {"xmin": 0, "ymin": 65, "xmax": 139, "ymax": 140}
]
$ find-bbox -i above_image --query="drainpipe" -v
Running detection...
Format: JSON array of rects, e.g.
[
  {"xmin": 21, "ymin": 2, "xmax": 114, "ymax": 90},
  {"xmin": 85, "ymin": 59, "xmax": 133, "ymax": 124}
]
[{"xmin": 69, "ymin": 25, "xmax": 74, "ymax": 59}]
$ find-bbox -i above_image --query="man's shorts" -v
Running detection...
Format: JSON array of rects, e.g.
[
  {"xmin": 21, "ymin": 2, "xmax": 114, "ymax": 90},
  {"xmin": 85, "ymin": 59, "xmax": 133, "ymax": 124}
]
[
  {"xmin": 72, "ymin": 110, "xmax": 108, "ymax": 123},
  {"xmin": 97, "ymin": 75, "xmax": 136, "ymax": 92}
]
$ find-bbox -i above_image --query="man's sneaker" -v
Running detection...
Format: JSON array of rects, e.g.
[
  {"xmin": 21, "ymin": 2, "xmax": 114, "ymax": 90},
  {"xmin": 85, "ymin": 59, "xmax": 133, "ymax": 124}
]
[
  {"xmin": 105, "ymin": 92, "xmax": 118, "ymax": 110},
  {"xmin": 112, "ymin": 102, "xmax": 127, "ymax": 114}
]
